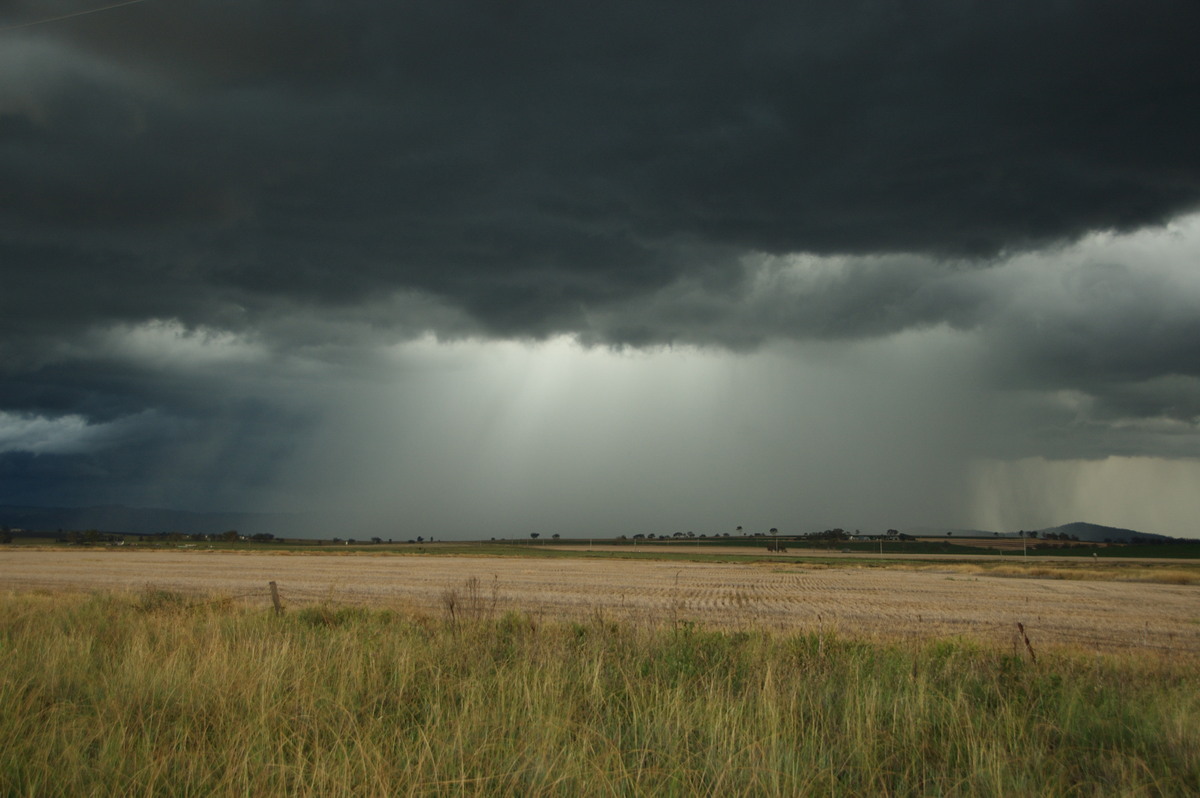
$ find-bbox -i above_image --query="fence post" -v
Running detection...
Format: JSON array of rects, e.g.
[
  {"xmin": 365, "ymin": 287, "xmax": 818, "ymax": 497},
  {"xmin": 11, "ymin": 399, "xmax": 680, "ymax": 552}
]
[
  {"xmin": 269, "ymin": 581, "xmax": 283, "ymax": 616},
  {"xmin": 1017, "ymin": 622, "xmax": 1037, "ymax": 663}
]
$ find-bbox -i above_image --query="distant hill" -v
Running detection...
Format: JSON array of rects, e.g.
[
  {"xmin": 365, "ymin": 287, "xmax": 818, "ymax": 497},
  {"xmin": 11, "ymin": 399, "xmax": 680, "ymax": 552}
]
[
  {"xmin": 902, "ymin": 522, "xmax": 1174, "ymax": 543},
  {"xmin": 1035, "ymin": 521, "xmax": 1171, "ymax": 543},
  {"xmin": 0, "ymin": 504, "xmax": 299, "ymax": 537}
]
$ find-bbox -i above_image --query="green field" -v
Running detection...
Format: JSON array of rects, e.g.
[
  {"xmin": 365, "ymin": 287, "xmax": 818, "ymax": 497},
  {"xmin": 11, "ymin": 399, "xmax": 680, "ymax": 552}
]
[{"xmin": 1, "ymin": 589, "xmax": 1196, "ymax": 796}]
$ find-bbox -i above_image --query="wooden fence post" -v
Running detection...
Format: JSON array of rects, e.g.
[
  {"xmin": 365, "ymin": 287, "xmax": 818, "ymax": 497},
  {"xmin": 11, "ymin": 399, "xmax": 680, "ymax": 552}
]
[
  {"xmin": 1017, "ymin": 622, "xmax": 1036, "ymax": 664},
  {"xmin": 269, "ymin": 581, "xmax": 283, "ymax": 616}
]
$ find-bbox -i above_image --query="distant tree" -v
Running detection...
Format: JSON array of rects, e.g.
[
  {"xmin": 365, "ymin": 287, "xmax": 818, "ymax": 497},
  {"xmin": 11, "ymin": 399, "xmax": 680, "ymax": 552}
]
[
  {"xmin": 807, "ymin": 528, "xmax": 849, "ymax": 542},
  {"xmin": 736, "ymin": 526, "xmax": 743, "ymax": 535},
  {"xmin": 552, "ymin": 533, "xmax": 560, "ymax": 539},
  {"xmin": 416, "ymin": 536, "xmax": 424, "ymax": 543},
  {"xmin": 221, "ymin": 530, "xmax": 239, "ymax": 542},
  {"xmin": 530, "ymin": 533, "xmax": 539, "ymax": 539},
  {"xmin": 370, "ymin": 537, "xmax": 382, "ymax": 544},
  {"xmin": 0, "ymin": 527, "xmax": 11, "ymax": 544},
  {"xmin": 769, "ymin": 527, "xmax": 779, "ymax": 536}
]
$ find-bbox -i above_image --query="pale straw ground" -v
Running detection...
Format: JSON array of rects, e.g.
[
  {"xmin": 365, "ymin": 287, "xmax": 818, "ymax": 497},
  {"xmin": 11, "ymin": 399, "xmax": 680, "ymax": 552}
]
[{"xmin": 2, "ymin": 548, "xmax": 1197, "ymax": 653}]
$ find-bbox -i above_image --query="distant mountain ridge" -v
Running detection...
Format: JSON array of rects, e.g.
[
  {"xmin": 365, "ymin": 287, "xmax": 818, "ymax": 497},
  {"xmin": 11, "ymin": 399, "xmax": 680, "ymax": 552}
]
[
  {"xmin": 0, "ymin": 504, "xmax": 297, "ymax": 537},
  {"xmin": 904, "ymin": 521, "xmax": 1172, "ymax": 542},
  {"xmin": 1035, "ymin": 521, "xmax": 1170, "ymax": 542}
]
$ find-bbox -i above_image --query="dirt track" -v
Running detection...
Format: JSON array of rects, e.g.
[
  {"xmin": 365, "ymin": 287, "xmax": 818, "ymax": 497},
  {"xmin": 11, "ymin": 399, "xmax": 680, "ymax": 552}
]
[{"xmin": 2, "ymin": 549, "xmax": 1197, "ymax": 653}]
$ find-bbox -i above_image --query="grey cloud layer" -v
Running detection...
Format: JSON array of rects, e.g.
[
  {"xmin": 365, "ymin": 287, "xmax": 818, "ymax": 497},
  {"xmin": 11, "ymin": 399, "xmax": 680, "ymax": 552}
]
[{"xmin": 4, "ymin": 2, "xmax": 1199, "ymax": 338}]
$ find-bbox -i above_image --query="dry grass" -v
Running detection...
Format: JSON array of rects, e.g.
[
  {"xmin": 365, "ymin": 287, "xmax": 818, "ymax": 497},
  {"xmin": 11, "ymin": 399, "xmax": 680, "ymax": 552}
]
[{"xmin": 0, "ymin": 589, "xmax": 1197, "ymax": 796}]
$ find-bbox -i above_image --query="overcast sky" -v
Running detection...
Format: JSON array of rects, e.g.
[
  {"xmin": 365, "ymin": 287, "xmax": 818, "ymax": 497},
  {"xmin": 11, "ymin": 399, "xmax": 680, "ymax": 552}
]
[{"xmin": 3, "ymin": 1, "xmax": 1200, "ymax": 539}]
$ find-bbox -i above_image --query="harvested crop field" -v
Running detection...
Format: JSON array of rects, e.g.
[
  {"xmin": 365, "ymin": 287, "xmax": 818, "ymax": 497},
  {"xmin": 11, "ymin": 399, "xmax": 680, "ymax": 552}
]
[{"xmin": 2, "ymin": 549, "xmax": 1198, "ymax": 653}]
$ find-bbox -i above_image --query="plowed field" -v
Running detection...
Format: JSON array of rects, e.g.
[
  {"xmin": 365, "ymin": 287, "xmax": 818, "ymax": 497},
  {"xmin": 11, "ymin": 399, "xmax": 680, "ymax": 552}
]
[{"xmin": 3, "ymin": 549, "xmax": 1197, "ymax": 653}]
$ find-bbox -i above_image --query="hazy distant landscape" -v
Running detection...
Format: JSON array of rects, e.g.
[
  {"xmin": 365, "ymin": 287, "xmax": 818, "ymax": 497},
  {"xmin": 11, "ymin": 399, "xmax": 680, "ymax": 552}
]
[{"xmin": 0, "ymin": 503, "xmax": 1186, "ymax": 544}]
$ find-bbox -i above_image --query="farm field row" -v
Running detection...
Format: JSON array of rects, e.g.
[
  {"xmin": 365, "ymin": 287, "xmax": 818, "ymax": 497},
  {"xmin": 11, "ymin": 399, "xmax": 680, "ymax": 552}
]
[{"xmin": 2, "ymin": 549, "xmax": 1196, "ymax": 652}]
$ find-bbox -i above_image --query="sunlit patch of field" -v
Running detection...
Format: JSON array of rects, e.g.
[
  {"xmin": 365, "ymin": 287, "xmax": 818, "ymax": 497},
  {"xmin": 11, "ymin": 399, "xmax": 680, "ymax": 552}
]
[
  {"xmin": 1, "ymin": 549, "xmax": 1197, "ymax": 653},
  {"xmin": 903, "ymin": 560, "xmax": 1200, "ymax": 585},
  {"xmin": 915, "ymin": 536, "xmax": 1034, "ymax": 550}
]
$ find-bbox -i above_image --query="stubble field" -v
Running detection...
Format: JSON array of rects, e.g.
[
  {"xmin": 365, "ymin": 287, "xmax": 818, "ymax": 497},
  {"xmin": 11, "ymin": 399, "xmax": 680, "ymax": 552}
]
[{"xmin": 3, "ymin": 548, "xmax": 1197, "ymax": 652}]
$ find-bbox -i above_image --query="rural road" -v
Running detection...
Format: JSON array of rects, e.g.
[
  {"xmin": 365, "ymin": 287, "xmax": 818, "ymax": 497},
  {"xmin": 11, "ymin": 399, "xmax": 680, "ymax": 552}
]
[{"xmin": 2, "ymin": 548, "xmax": 1197, "ymax": 653}]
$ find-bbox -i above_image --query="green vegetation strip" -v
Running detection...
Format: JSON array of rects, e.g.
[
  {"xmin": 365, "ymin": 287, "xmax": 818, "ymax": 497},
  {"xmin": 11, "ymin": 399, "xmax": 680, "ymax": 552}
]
[{"xmin": 1, "ymin": 590, "xmax": 1197, "ymax": 796}]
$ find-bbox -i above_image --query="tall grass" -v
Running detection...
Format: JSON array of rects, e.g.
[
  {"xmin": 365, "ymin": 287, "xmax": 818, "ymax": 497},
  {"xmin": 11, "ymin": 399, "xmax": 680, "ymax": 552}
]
[{"xmin": 0, "ymin": 589, "xmax": 1196, "ymax": 796}]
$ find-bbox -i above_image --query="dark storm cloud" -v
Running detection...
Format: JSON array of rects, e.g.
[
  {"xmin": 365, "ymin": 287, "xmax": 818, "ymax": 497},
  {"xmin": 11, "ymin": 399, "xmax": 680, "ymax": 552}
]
[
  {"xmin": 4, "ymin": 0, "xmax": 1200, "ymax": 490},
  {"xmin": 0, "ymin": 403, "xmax": 306, "ymax": 509},
  {"xmin": 4, "ymin": 1, "xmax": 1200, "ymax": 338}
]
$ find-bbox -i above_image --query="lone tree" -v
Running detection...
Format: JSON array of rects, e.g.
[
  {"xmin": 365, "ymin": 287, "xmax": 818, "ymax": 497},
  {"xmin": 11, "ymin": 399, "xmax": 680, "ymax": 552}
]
[
  {"xmin": 770, "ymin": 527, "xmax": 779, "ymax": 536},
  {"xmin": 530, "ymin": 533, "xmax": 539, "ymax": 540}
]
